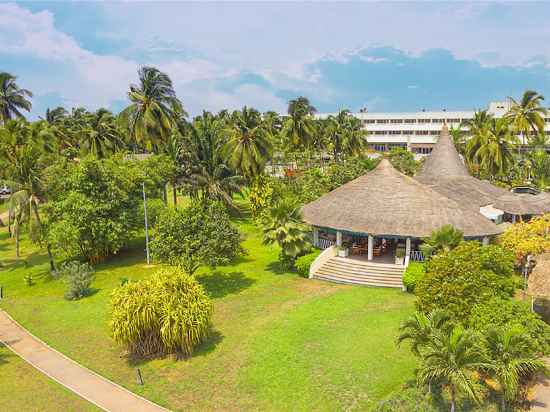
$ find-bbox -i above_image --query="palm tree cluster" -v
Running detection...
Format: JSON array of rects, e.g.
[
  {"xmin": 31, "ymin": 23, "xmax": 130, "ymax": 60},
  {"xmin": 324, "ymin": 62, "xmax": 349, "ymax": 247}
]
[
  {"xmin": 462, "ymin": 90, "xmax": 549, "ymax": 184},
  {"xmin": 398, "ymin": 310, "xmax": 546, "ymax": 412}
]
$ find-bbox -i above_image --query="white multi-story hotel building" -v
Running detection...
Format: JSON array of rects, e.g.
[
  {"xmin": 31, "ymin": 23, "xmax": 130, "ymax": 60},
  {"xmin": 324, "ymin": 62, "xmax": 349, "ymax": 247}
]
[{"xmin": 318, "ymin": 100, "xmax": 550, "ymax": 154}]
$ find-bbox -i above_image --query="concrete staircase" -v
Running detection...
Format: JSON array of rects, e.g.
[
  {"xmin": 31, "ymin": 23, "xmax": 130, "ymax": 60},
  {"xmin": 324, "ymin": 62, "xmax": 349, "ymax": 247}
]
[{"xmin": 312, "ymin": 256, "xmax": 405, "ymax": 288}]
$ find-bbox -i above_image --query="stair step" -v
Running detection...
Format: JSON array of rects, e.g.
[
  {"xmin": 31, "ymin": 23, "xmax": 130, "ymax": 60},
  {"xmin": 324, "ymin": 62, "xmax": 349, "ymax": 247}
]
[
  {"xmin": 316, "ymin": 270, "xmax": 403, "ymax": 285},
  {"xmin": 332, "ymin": 257, "xmax": 403, "ymax": 270},
  {"xmin": 329, "ymin": 259, "xmax": 405, "ymax": 272},
  {"xmin": 314, "ymin": 273, "xmax": 403, "ymax": 288},
  {"xmin": 322, "ymin": 263, "xmax": 404, "ymax": 277},
  {"xmin": 316, "ymin": 267, "xmax": 403, "ymax": 280}
]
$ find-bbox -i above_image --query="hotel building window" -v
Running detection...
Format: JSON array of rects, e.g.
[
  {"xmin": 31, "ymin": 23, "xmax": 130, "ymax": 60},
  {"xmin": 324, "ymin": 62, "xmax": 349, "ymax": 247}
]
[
  {"xmin": 376, "ymin": 119, "xmax": 389, "ymax": 124},
  {"xmin": 418, "ymin": 119, "xmax": 431, "ymax": 124},
  {"xmin": 389, "ymin": 143, "xmax": 407, "ymax": 150},
  {"xmin": 404, "ymin": 119, "xmax": 416, "ymax": 124},
  {"xmin": 389, "ymin": 130, "xmax": 402, "ymax": 135},
  {"xmin": 364, "ymin": 119, "xmax": 376, "ymax": 124},
  {"xmin": 390, "ymin": 119, "xmax": 403, "ymax": 124}
]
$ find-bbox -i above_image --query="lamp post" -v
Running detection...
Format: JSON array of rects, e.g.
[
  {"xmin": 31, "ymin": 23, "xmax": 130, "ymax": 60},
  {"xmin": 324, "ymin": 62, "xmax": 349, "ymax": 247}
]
[{"xmin": 142, "ymin": 182, "xmax": 150, "ymax": 265}]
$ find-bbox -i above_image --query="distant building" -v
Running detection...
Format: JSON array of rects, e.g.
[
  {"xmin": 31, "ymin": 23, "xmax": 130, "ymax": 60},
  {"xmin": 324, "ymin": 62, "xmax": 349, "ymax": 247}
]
[{"xmin": 317, "ymin": 100, "xmax": 550, "ymax": 155}]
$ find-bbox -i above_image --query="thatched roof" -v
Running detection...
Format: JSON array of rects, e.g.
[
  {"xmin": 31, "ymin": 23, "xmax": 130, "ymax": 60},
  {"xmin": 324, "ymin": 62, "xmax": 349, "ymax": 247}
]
[
  {"xmin": 528, "ymin": 253, "xmax": 550, "ymax": 297},
  {"xmin": 416, "ymin": 125, "xmax": 550, "ymax": 216},
  {"xmin": 302, "ymin": 159, "xmax": 502, "ymax": 238},
  {"xmin": 415, "ymin": 125, "xmax": 470, "ymax": 181}
]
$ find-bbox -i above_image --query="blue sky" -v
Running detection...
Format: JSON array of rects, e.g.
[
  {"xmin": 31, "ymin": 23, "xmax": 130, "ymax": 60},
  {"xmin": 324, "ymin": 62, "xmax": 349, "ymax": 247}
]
[{"xmin": 1, "ymin": 1, "xmax": 550, "ymax": 118}]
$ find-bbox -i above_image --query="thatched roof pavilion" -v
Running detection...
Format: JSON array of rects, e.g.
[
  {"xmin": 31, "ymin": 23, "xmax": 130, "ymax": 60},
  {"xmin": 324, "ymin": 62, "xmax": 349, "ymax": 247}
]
[
  {"xmin": 416, "ymin": 125, "xmax": 550, "ymax": 217},
  {"xmin": 302, "ymin": 158, "xmax": 501, "ymax": 239}
]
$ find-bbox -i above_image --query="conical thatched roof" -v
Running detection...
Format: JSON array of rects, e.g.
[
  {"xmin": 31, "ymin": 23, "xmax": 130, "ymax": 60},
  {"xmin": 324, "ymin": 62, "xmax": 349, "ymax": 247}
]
[
  {"xmin": 302, "ymin": 159, "xmax": 502, "ymax": 238},
  {"xmin": 415, "ymin": 125, "xmax": 470, "ymax": 182},
  {"xmin": 416, "ymin": 126, "xmax": 550, "ymax": 216}
]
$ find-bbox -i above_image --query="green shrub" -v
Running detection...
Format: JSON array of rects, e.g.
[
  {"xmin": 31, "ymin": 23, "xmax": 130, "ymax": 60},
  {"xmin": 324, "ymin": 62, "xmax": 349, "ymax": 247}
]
[
  {"xmin": 150, "ymin": 201, "xmax": 244, "ymax": 275},
  {"xmin": 470, "ymin": 297, "xmax": 550, "ymax": 355},
  {"xmin": 59, "ymin": 261, "xmax": 95, "ymax": 300},
  {"xmin": 415, "ymin": 242, "xmax": 515, "ymax": 320},
  {"xmin": 110, "ymin": 267, "xmax": 213, "ymax": 359},
  {"xmin": 375, "ymin": 387, "xmax": 436, "ymax": 412},
  {"xmin": 295, "ymin": 250, "xmax": 321, "ymax": 277},
  {"xmin": 402, "ymin": 262, "xmax": 425, "ymax": 293}
]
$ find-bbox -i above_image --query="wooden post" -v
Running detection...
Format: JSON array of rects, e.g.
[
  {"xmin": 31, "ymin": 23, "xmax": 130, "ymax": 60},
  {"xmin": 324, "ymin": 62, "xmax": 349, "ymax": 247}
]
[
  {"xmin": 136, "ymin": 368, "xmax": 144, "ymax": 385},
  {"xmin": 313, "ymin": 228, "xmax": 319, "ymax": 248},
  {"xmin": 368, "ymin": 235, "xmax": 374, "ymax": 261},
  {"xmin": 336, "ymin": 231, "xmax": 342, "ymax": 247}
]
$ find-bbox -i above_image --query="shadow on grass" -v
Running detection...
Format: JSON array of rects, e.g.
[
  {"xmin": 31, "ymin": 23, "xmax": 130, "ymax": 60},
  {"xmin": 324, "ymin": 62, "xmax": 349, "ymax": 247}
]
[
  {"xmin": 126, "ymin": 329, "xmax": 224, "ymax": 367},
  {"xmin": 196, "ymin": 271, "xmax": 255, "ymax": 298},
  {"xmin": 265, "ymin": 261, "xmax": 292, "ymax": 276}
]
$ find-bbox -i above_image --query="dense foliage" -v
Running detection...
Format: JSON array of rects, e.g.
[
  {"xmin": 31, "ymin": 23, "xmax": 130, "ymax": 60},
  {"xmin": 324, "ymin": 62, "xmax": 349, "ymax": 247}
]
[
  {"xmin": 44, "ymin": 156, "xmax": 166, "ymax": 263},
  {"xmin": 470, "ymin": 297, "xmax": 550, "ymax": 354},
  {"xmin": 498, "ymin": 213, "xmax": 550, "ymax": 264},
  {"xmin": 420, "ymin": 224, "xmax": 464, "ymax": 259},
  {"xmin": 110, "ymin": 267, "xmax": 213, "ymax": 358},
  {"xmin": 415, "ymin": 242, "xmax": 515, "ymax": 320},
  {"xmin": 294, "ymin": 249, "xmax": 321, "ymax": 277},
  {"xmin": 388, "ymin": 147, "xmax": 420, "ymax": 176},
  {"xmin": 150, "ymin": 201, "xmax": 244, "ymax": 274},
  {"xmin": 402, "ymin": 262, "xmax": 425, "ymax": 293}
]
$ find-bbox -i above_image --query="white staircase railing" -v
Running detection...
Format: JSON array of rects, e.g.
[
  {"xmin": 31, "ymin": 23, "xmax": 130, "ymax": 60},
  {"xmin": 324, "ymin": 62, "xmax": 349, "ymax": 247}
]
[
  {"xmin": 317, "ymin": 238, "xmax": 335, "ymax": 250},
  {"xmin": 309, "ymin": 246, "xmax": 337, "ymax": 279},
  {"xmin": 410, "ymin": 250, "xmax": 425, "ymax": 262}
]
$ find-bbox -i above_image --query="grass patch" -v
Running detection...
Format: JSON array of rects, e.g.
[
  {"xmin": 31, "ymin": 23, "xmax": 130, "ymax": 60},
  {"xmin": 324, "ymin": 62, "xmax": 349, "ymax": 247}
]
[
  {"xmin": 0, "ymin": 345, "xmax": 100, "ymax": 411},
  {"xmin": 0, "ymin": 215, "xmax": 416, "ymax": 410}
]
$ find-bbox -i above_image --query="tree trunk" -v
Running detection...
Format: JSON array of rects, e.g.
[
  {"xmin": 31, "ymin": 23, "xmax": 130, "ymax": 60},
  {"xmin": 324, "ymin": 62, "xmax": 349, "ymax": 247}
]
[
  {"xmin": 172, "ymin": 180, "xmax": 178, "ymax": 207},
  {"xmin": 15, "ymin": 224, "xmax": 20, "ymax": 258},
  {"xmin": 163, "ymin": 183, "xmax": 168, "ymax": 206},
  {"xmin": 31, "ymin": 199, "xmax": 56, "ymax": 272},
  {"xmin": 450, "ymin": 387, "xmax": 456, "ymax": 412}
]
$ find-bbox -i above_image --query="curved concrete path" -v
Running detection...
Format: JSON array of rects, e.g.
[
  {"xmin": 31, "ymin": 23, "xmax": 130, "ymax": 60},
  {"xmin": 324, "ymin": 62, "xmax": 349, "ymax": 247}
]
[{"xmin": 0, "ymin": 310, "xmax": 169, "ymax": 412}]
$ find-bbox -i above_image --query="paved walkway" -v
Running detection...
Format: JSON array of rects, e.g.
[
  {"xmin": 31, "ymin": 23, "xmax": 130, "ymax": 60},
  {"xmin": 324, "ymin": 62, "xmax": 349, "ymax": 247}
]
[
  {"xmin": 0, "ymin": 310, "xmax": 169, "ymax": 412},
  {"xmin": 530, "ymin": 358, "xmax": 550, "ymax": 411}
]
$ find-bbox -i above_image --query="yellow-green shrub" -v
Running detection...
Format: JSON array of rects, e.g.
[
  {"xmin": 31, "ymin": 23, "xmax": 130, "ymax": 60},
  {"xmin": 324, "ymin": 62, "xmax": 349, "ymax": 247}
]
[{"xmin": 110, "ymin": 267, "xmax": 213, "ymax": 359}]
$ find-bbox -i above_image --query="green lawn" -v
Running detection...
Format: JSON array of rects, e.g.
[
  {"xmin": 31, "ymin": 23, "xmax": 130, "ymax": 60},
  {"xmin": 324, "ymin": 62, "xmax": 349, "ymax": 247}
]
[
  {"xmin": 0, "ymin": 216, "xmax": 417, "ymax": 411},
  {"xmin": 0, "ymin": 345, "xmax": 100, "ymax": 411}
]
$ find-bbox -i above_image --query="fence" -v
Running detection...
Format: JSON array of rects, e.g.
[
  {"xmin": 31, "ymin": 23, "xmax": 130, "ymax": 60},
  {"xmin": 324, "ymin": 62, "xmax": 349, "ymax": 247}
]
[{"xmin": 410, "ymin": 250, "xmax": 425, "ymax": 262}]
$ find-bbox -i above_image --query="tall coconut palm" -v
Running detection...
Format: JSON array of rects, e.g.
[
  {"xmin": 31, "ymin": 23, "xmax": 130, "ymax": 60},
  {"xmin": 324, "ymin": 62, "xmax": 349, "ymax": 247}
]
[
  {"xmin": 475, "ymin": 118, "xmax": 518, "ymax": 178},
  {"xmin": 485, "ymin": 327, "xmax": 546, "ymax": 410},
  {"xmin": 42, "ymin": 107, "xmax": 68, "ymax": 125},
  {"xmin": 79, "ymin": 108, "xmax": 124, "ymax": 158},
  {"xmin": 124, "ymin": 66, "xmax": 184, "ymax": 152},
  {"xmin": 464, "ymin": 111, "xmax": 493, "ymax": 172},
  {"xmin": 182, "ymin": 112, "xmax": 243, "ymax": 209},
  {"xmin": 529, "ymin": 149, "xmax": 550, "ymax": 190},
  {"xmin": 225, "ymin": 106, "xmax": 273, "ymax": 178},
  {"xmin": 0, "ymin": 72, "xmax": 33, "ymax": 124},
  {"xmin": 8, "ymin": 190, "xmax": 29, "ymax": 258},
  {"xmin": 342, "ymin": 115, "xmax": 367, "ymax": 158},
  {"xmin": 397, "ymin": 309, "xmax": 453, "ymax": 356},
  {"xmin": 417, "ymin": 326, "xmax": 489, "ymax": 412},
  {"xmin": 282, "ymin": 96, "xmax": 317, "ymax": 151},
  {"xmin": 506, "ymin": 90, "xmax": 547, "ymax": 146}
]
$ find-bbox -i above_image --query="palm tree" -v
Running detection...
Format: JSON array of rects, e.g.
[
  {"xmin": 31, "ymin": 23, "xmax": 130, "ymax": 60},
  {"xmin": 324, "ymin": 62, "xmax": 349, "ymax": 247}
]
[
  {"xmin": 8, "ymin": 190, "xmax": 29, "ymax": 258},
  {"xmin": 420, "ymin": 224, "xmax": 464, "ymax": 259},
  {"xmin": 449, "ymin": 126, "xmax": 466, "ymax": 155},
  {"xmin": 42, "ymin": 107, "xmax": 68, "ymax": 125},
  {"xmin": 506, "ymin": 90, "xmax": 547, "ymax": 146},
  {"xmin": 124, "ymin": 66, "xmax": 184, "ymax": 152},
  {"xmin": 341, "ymin": 115, "xmax": 367, "ymax": 158},
  {"xmin": 475, "ymin": 118, "xmax": 518, "ymax": 178},
  {"xmin": 262, "ymin": 198, "xmax": 311, "ymax": 267},
  {"xmin": 225, "ymin": 106, "xmax": 273, "ymax": 178},
  {"xmin": 484, "ymin": 328, "xmax": 546, "ymax": 410},
  {"xmin": 417, "ymin": 326, "xmax": 489, "ymax": 412},
  {"xmin": 182, "ymin": 112, "xmax": 243, "ymax": 209},
  {"xmin": 79, "ymin": 108, "xmax": 124, "ymax": 158},
  {"xmin": 282, "ymin": 97, "xmax": 317, "ymax": 156},
  {"xmin": 464, "ymin": 111, "xmax": 493, "ymax": 174},
  {"xmin": 529, "ymin": 149, "xmax": 550, "ymax": 190},
  {"xmin": 397, "ymin": 309, "xmax": 453, "ymax": 356},
  {"xmin": 0, "ymin": 72, "xmax": 33, "ymax": 124},
  {"xmin": 0, "ymin": 120, "xmax": 55, "ymax": 271}
]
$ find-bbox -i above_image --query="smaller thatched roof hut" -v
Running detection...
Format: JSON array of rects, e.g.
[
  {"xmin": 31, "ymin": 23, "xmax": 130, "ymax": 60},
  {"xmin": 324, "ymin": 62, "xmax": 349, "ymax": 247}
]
[
  {"xmin": 302, "ymin": 158, "xmax": 501, "ymax": 239},
  {"xmin": 416, "ymin": 125, "xmax": 550, "ymax": 216}
]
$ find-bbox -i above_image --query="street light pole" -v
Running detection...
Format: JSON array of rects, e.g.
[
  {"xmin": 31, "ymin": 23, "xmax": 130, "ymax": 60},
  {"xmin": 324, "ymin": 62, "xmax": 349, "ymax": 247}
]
[{"xmin": 142, "ymin": 182, "xmax": 150, "ymax": 265}]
